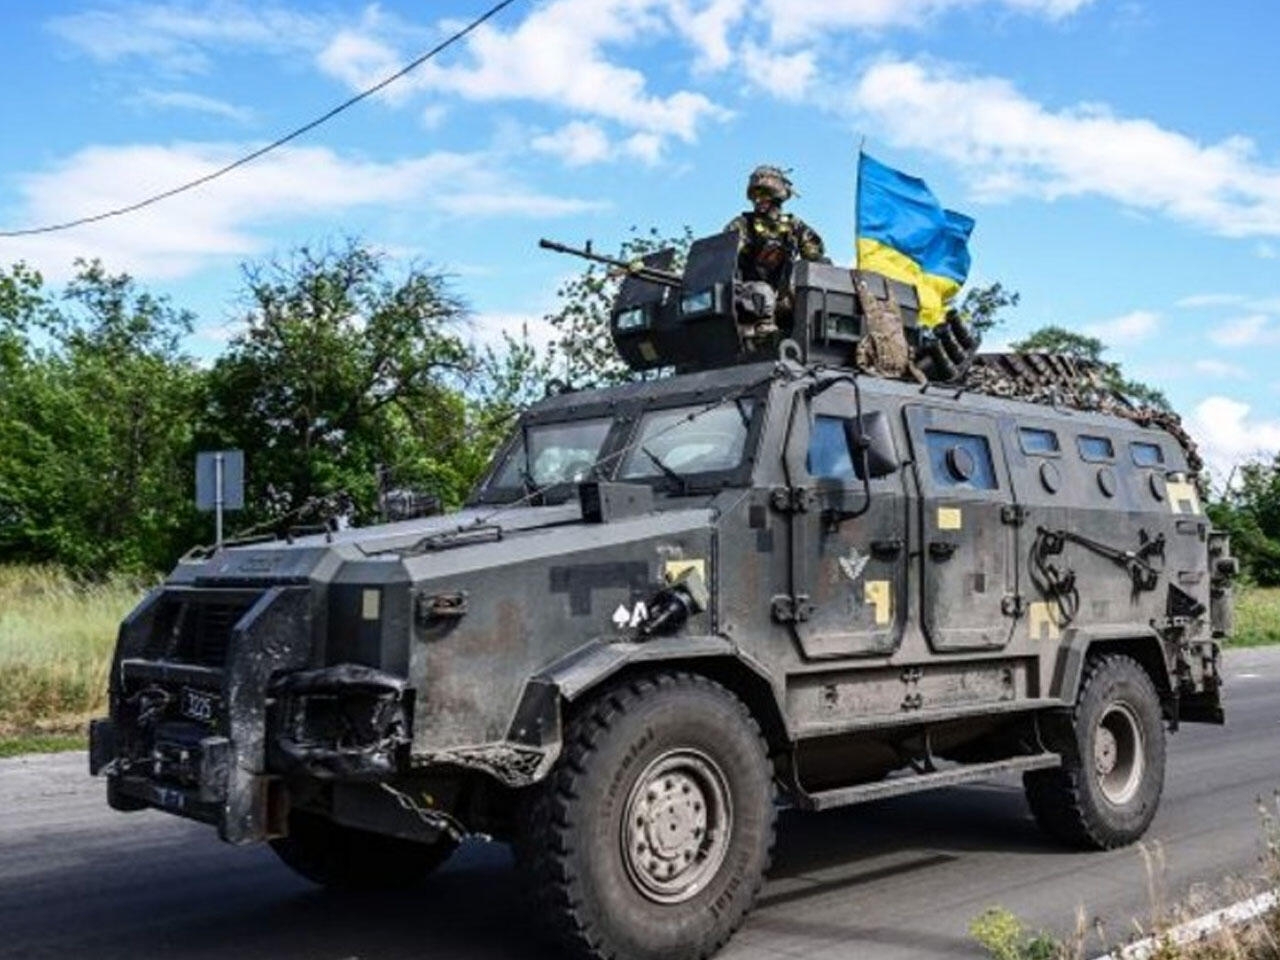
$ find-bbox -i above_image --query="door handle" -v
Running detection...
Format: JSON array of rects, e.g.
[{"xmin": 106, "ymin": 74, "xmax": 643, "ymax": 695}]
[{"xmin": 928, "ymin": 540, "xmax": 957, "ymax": 561}]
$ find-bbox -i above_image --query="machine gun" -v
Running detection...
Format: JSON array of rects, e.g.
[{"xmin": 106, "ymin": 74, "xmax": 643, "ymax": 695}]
[{"xmin": 538, "ymin": 238, "xmax": 683, "ymax": 288}]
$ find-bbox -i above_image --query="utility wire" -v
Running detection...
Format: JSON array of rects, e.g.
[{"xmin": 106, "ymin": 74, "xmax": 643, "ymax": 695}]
[{"xmin": 0, "ymin": 0, "xmax": 526, "ymax": 239}]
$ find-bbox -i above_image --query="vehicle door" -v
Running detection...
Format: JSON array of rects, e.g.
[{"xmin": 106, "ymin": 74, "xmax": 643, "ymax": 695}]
[
  {"xmin": 903, "ymin": 404, "xmax": 1017, "ymax": 651},
  {"xmin": 791, "ymin": 385, "xmax": 908, "ymax": 659}
]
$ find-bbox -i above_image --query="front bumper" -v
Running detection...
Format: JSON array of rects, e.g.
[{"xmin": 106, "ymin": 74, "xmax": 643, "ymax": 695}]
[{"xmin": 93, "ymin": 584, "xmax": 315, "ymax": 844}]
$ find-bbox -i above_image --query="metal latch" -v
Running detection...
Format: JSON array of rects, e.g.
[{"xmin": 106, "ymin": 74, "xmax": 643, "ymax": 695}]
[
  {"xmin": 770, "ymin": 487, "xmax": 814, "ymax": 514},
  {"xmin": 1001, "ymin": 594, "xmax": 1025, "ymax": 617},
  {"xmin": 1001, "ymin": 504, "xmax": 1027, "ymax": 526},
  {"xmin": 771, "ymin": 594, "xmax": 814, "ymax": 623}
]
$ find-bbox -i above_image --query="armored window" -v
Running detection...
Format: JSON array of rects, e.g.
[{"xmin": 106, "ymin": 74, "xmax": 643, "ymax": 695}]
[
  {"xmin": 924, "ymin": 430, "xmax": 998, "ymax": 490},
  {"xmin": 1131, "ymin": 441, "xmax": 1165, "ymax": 467},
  {"xmin": 619, "ymin": 401, "xmax": 754, "ymax": 480},
  {"xmin": 492, "ymin": 418, "xmax": 613, "ymax": 489},
  {"xmin": 1077, "ymin": 434, "xmax": 1115, "ymax": 462},
  {"xmin": 1019, "ymin": 427, "xmax": 1060, "ymax": 455},
  {"xmin": 808, "ymin": 415, "xmax": 856, "ymax": 480}
]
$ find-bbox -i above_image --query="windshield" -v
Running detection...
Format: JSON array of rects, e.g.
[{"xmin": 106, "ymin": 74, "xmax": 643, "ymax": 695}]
[
  {"xmin": 619, "ymin": 400, "xmax": 754, "ymax": 480},
  {"xmin": 491, "ymin": 418, "xmax": 613, "ymax": 490}
]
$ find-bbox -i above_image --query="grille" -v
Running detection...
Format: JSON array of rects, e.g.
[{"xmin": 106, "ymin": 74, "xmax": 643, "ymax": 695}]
[{"xmin": 174, "ymin": 601, "xmax": 253, "ymax": 667}]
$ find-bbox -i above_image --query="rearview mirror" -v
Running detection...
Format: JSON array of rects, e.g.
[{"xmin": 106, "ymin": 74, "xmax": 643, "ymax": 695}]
[{"xmin": 843, "ymin": 411, "xmax": 899, "ymax": 479}]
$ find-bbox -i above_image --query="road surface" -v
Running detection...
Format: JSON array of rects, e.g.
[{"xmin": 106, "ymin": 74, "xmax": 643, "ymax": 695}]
[{"xmin": 2, "ymin": 647, "xmax": 1277, "ymax": 960}]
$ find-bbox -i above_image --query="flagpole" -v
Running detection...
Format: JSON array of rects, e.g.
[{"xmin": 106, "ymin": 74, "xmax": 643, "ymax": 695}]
[{"xmin": 854, "ymin": 136, "xmax": 866, "ymax": 269}]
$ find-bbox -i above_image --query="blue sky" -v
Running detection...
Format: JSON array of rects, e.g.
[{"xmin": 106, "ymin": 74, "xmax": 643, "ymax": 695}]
[{"xmin": 1, "ymin": 0, "xmax": 1278, "ymax": 485}]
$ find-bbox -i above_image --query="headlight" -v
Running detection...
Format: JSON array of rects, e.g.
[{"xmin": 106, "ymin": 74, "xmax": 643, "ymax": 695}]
[
  {"xmin": 615, "ymin": 306, "xmax": 648, "ymax": 331},
  {"xmin": 680, "ymin": 288, "xmax": 715, "ymax": 315}
]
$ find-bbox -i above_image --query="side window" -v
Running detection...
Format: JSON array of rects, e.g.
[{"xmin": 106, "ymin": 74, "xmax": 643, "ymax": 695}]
[
  {"xmin": 808, "ymin": 415, "xmax": 855, "ymax": 480},
  {"xmin": 1077, "ymin": 434, "xmax": 1115, "ymax": 462},
  {"xmin": 1019, "ymin": 427, "xmax": 1060, "ymax": 455},
  {"xmin": 925, "ymin": 430, "xmax": 998, "ymax": 490},
  {"xmin": 1131, "ymin": 441, "xmax": 1165, "ymax": 467}
]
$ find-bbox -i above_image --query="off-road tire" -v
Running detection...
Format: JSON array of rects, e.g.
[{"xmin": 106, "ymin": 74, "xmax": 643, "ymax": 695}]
[
  {"xmin": 269, "ymin": 809, "xmax": 457, "ymax": 890},
  {"xmin": 1024, "ymin": 654, "xmax": 1166, "ymax": 849},
  {"xmin": 516, "ymin": 672, "xmax": 776, "ymax": 960}
]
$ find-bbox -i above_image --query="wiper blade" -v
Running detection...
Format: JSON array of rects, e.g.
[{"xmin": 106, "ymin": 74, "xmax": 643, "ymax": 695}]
[{"xmin": 641, "ymin": 446, "xmax": 689, "ymax": 493}]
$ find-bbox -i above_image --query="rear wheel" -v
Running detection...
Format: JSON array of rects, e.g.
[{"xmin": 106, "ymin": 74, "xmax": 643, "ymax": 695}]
[
  {"xmin": 269, "ymin": 809, "xmax": 456, "ymax": 890},
  {"xmin": 517, "ymin": 672, "xmax": 775, "ymax": 960},
  {"xmin": 1024, "ymin": 654, "xmax": 1166, "ymax": 849}
]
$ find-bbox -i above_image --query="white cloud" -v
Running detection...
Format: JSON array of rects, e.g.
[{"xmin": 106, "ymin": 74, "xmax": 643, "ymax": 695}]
[
  {"xmin": 0, "ymin": 142, "xmax": 604, "ymax": 281},
  {"xmin": 1176, "ymin": 293, "xmax": 1246, "ymax": 309},
  {"xmin": 47, "ymin": 2, "xmax": 333, "ymax": 72},
  {"xmin": 1192, "ymin": 359, "xmax": 1248, "ymax": 379},
  {"xmin": 1190, "ymin": 396, "xmax": 1280, "ymax": 483},
  {"xmin": 669, "ymin": 0, "xmax": 747, "ymax": 70},
  {"xmin": 739, "ymin": 43, "xmax": 816, "ymax": 101},
  {"xmin": 850, "ymin": 59, "xmax": 1280, "ymax": 238},
  {"xmin": 1084, "ymin": 309, "xmax": 1159, "ymax": 344},
  {"xmin": 760, "ymin": 0, "xmax": 1096, "ymax": 44},
  {"xmin": 134, "ymin": 89, "xmax": 253, "ymax": 123},
  {"xmin": 531, "ymin": 121, "xmax": 667, "ymax": 167},
  {"xmin": 533, "ymin": 122, "xmax": 615, "ymax": 167},
  {"xmin": 1208, "ymin": 314, "xmax": 1280, "ymax": 348},
  {"xmin": 317, "ymin": 0, "xmax": 729, "ymax": 148}
]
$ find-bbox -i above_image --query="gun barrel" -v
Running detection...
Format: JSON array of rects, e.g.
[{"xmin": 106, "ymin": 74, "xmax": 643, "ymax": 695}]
[{"xmin": 538, "ymin": 237, "xmax": 683, "ymax": 288}]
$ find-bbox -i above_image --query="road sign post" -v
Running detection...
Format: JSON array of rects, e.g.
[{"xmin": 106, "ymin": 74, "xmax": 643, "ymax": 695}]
[{"xmin": 196, "ymin": 450, "xmax": 244, "ymax": 547}]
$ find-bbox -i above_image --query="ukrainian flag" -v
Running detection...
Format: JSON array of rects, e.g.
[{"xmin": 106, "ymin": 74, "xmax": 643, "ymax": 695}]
[{"xmin": 855, "ymin": 152, "xmax": 974, "ymax": 327}]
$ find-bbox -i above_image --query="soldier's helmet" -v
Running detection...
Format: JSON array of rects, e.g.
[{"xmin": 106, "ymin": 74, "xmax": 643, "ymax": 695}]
[{"xmin": 746, "ymin": 165, "xmax": 794, "ymax": 204}]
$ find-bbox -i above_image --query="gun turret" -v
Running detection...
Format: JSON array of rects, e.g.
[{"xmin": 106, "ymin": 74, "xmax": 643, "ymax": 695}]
[{"xmin": 538, "ymin": 238, "xmax": 683, "ymax": 288}]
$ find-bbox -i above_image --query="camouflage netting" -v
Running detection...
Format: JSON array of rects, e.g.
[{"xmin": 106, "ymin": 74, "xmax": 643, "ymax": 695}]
[{"xmin": 962, "ymin": 352, "xmax": 1204, "ymax": 477}]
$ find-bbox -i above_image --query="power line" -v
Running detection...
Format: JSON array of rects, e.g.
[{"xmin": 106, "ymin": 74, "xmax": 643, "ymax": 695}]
[{"xmin": 0, "ymin": 0, "xmax": 526, "ymax": 239}]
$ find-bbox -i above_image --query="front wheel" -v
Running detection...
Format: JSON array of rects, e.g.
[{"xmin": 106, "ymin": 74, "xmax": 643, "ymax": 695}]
[
  {"xmin": 517, "ymin": 672, "xmax": 776, "ymax": 960},
  {"xmin": 1024, "ymin": 654, "xmax": 1166, "ymax": 849}
]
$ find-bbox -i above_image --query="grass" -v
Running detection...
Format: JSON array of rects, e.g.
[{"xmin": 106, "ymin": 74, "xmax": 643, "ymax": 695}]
[
  {"xmin": 971, "ymin": 798, "xmax": 1280, "ymax": 960},
  {"xmin": 0, "ymin": 565, "xmax": 147, "ymax": 744},
  {"xmin": 1231, "ymin": 587, "xmax": 1280, "ymax": 648}
]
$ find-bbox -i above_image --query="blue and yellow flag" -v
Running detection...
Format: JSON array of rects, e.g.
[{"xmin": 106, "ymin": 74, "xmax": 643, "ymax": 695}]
[{"xmin": 855, "ymin": 152, "xmax": 974, "ymax": 327}]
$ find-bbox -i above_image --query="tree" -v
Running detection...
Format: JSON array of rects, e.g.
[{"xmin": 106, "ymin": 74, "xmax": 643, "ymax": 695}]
[
  {"xmin": 542, "ymin": 226, "xmax": 693, "ymax": 387},
  {"xmin": 1010, "ymin": 324, "xmax": 1170, "ymax": 411},
  {"xmin": 957, "ymin": 282, "xmax": 1019, "ymax": 336},
  {"xmin": 1207, "ymin": 456, "xmax": 1280, "ymax": 586},
  {"xmin": 204, "ymin": 242, "xmax": 479, "ymax": 528},
  {"xmin": 0, "ymin": 260, "xmax": 204, "ymax": 572}
]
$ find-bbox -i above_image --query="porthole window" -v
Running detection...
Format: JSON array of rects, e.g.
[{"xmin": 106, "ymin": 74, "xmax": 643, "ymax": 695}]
[
  {"xmin": 1019, "ymin": 427, "xmax": 1060, "ymax": 455},
  {"xmin": 1077, "ymin": 435, "xmax": 1115, "ymax": 462},
  {"xmin": 925, "ymin": 430, "xmax": 998, "ymax": 490},
  {"xmin": 1131, "ymin": 442, "xmax": 1165, "ymax": 468}
]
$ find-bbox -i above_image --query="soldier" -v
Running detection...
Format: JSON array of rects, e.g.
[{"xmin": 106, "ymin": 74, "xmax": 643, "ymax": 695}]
[{"xmin": 725, "ymin": 165, "xmax": 827, "ymax": 343}]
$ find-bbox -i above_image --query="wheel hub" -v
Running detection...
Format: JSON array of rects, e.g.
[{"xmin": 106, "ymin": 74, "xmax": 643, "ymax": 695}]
[
  {"xmin": 1094, "ymin": 702, "xmax": 1144, "ymax": 806},
  {"xmin": 622, "ymin": 749, "xmax": 732, "ymax": 904}
]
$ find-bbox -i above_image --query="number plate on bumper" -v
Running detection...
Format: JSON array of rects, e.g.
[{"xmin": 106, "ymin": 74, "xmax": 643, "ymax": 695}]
[{"xmin": 180, "ymin": 687, "xmax": 221, "ymax": 723}]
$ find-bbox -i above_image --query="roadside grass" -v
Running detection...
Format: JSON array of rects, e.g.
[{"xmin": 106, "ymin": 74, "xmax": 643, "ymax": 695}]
[
  {"xmin": 971, "ymin": 798, "xmax": 1280, "ymax": 960},
  {"xmin": 1232, "ymin": 587, "xmax": 1280, "ymax": 648},
  {"xmin": 0, "ymin": 565, "xmax": 147, "ymax": 744}
]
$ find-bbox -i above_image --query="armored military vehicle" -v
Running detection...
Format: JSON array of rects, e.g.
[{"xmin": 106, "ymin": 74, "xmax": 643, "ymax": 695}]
[{"xmin": 90, "ymin": 229, "xmax": 1233, "ymax": 960}]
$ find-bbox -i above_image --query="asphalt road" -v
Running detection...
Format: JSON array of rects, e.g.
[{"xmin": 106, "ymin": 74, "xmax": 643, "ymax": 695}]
[{"xmin": 2, "ymin": 647, "xmax": 1277, "ymax": 960}]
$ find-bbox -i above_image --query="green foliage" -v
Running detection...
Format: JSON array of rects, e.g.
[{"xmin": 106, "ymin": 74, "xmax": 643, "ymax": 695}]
[
  {"xmin": 970, "ymin": 907, "xmax": 1062, "ymax": 960},
  {"xmin": 1011, "ymin": 324, "xmax": 1170, "ymax": 411},
  {"xmin": 1208, "ymin": 455, "xmax": 1280, "ymax": 586},
  {"xmin": 203, "ymin": 242, "xmax": 482, "ymax": 527},
  {"xmin": 0, "ymin": 565, "xmax": 145, "ymax": 734},
  {"xmin": 542, "ymin": 226, "xmax": 693, "ymax": 387},
  {"xmin": 0, "ymin": 261, "xmax": 205, "ymax": 572},
  {"xmin": 958, "ymin": 281, "xmax": 1020, "ymax": 335}
]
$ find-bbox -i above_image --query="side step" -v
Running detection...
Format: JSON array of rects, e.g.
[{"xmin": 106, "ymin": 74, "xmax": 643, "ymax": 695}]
[{"xmin": 797, "ymin": 753, "xmax": 1062, "ymax": 812}]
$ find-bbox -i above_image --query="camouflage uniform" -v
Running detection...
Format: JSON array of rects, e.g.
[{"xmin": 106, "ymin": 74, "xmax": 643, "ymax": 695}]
[
  {"xmin": 725, "ymin": 166, "xmax": 827, "ymax": 347},
  {"xmin": 724, "ymin": 210, "xmax": 826, "ymax": 290}
]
